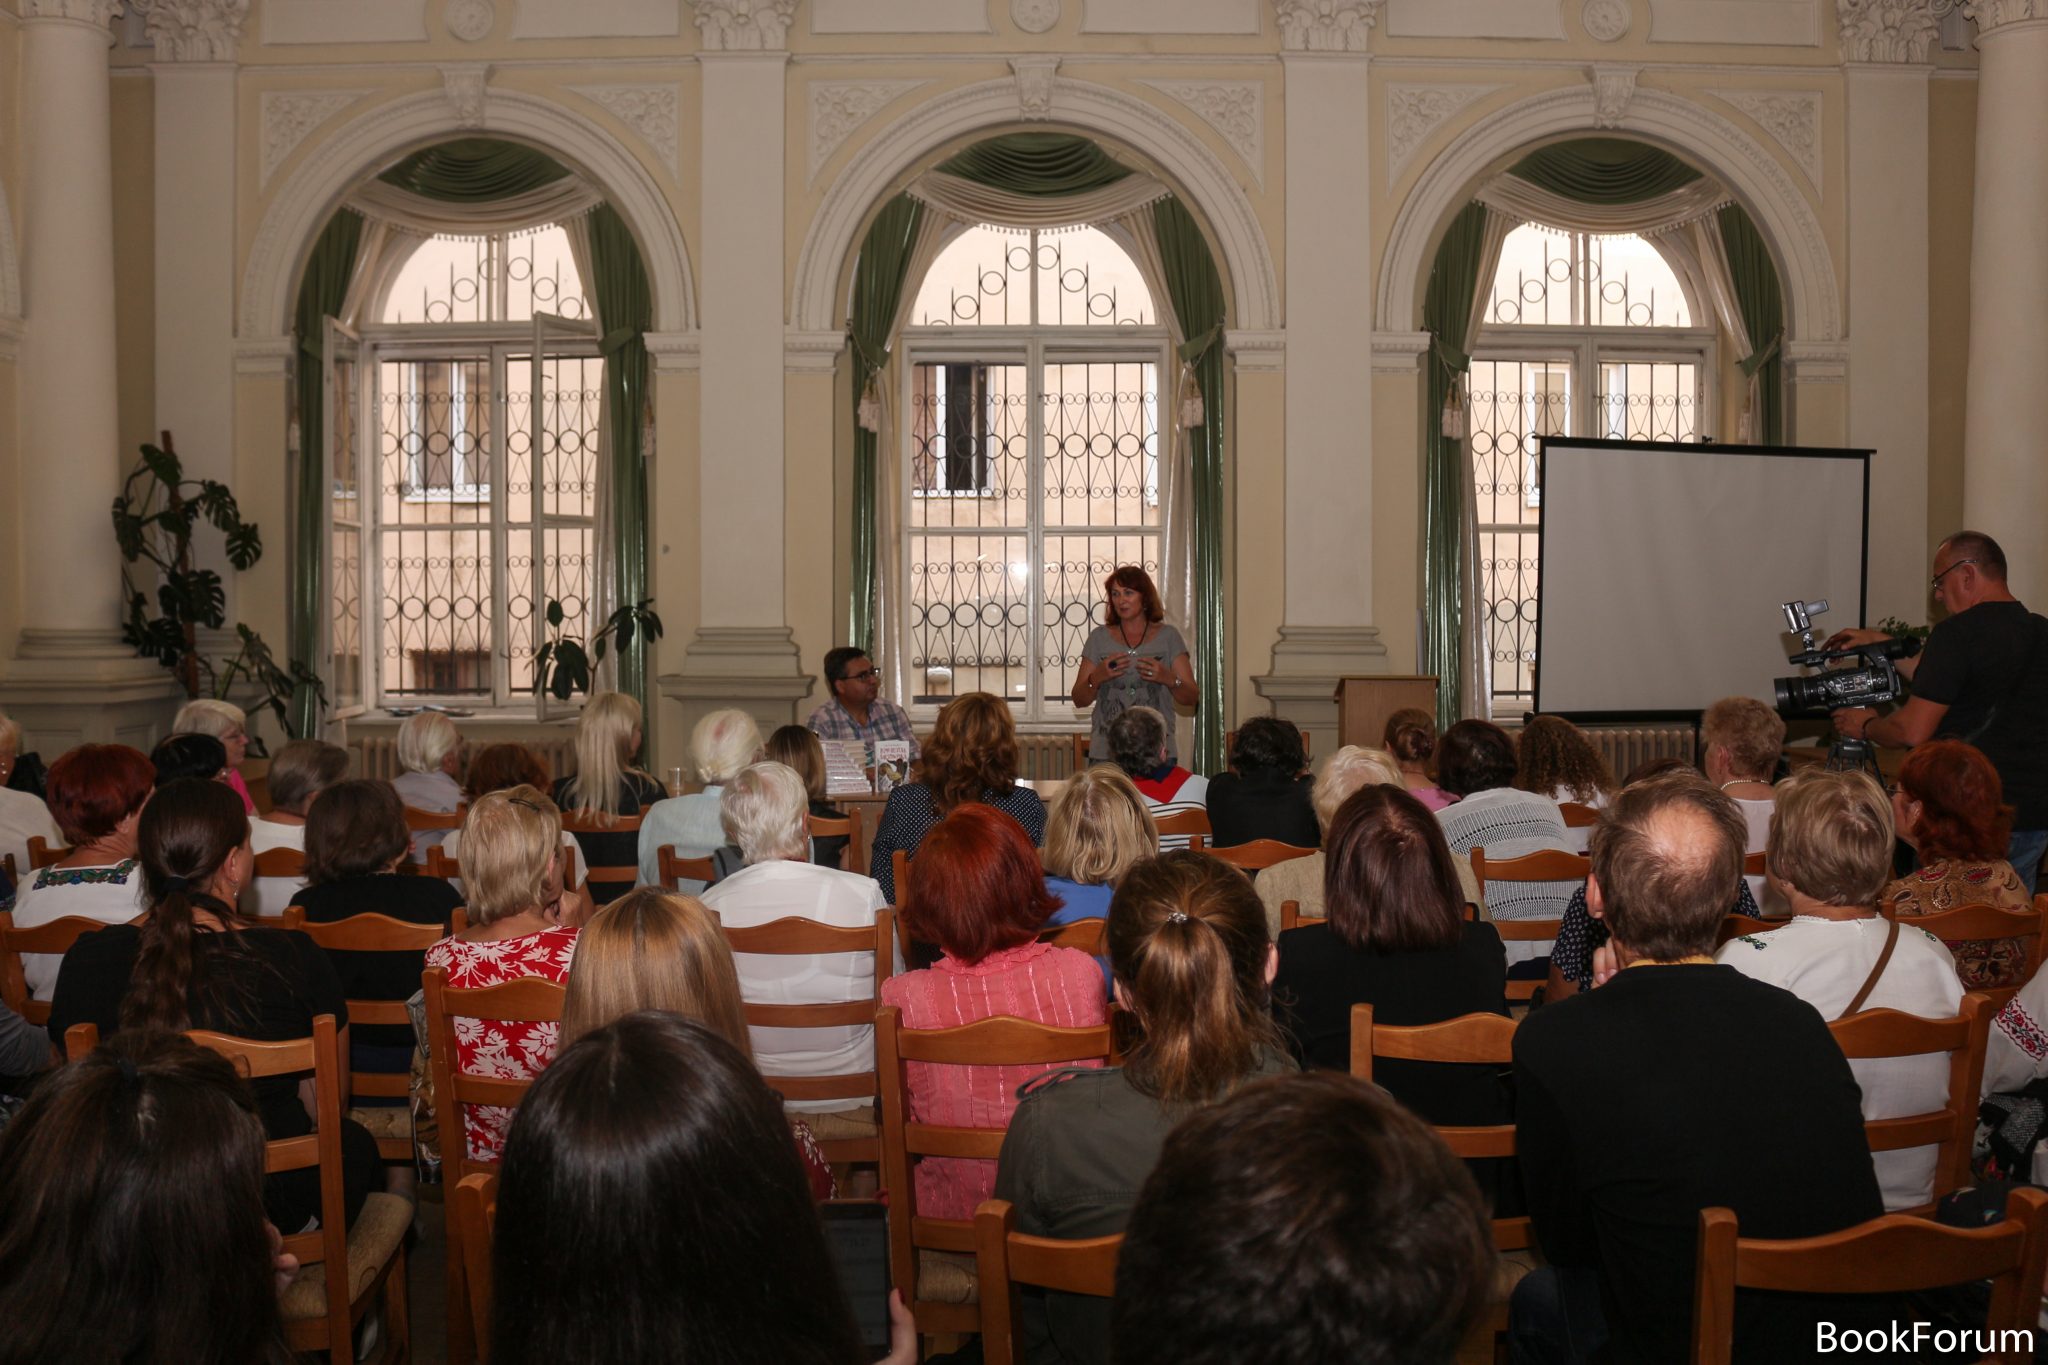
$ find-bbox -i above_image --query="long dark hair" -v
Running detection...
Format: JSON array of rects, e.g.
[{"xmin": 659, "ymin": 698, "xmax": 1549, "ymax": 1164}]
[
  {"xmin": 0, "ymin": 1029, "xmax": 287, "ymax": 1365},
  {"xmin": 124, "ymin": 777, "xmax": 255, "ymax": 1033},
  {"xmin": 1323, "ymin": 786, "xmax": 1466, "ymax": 954},
  {"xmin": 491, "ymin": 1012, "xmax": 867, "ymax": 1365}
]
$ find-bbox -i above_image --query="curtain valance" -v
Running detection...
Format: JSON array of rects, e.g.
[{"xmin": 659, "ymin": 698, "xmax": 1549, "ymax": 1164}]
[
  {"xmin": 904, "ymin": 169, "xmax": 1173, "ymax": 235},
  {"xmin": 1508, "ymin": 138, "xmax": 1703, "ymax": 204},
  {"xmin": 1474, "ymin": 174, "xmax": 1732, "ymax": 239},
  {"xmin": 346, "ymin": 177, "xmax": 603, "ymax": 239}
]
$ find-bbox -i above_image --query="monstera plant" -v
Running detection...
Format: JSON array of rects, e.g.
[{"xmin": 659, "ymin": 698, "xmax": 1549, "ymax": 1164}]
[{"xmin": 533, "ymin": 597, "xmax": 664, "ymax": 700}]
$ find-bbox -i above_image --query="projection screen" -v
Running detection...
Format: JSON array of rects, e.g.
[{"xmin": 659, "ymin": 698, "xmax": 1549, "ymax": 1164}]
[{"xmin": 1533, "ymin": 438, "xmax": 1870, "ymax": 718}]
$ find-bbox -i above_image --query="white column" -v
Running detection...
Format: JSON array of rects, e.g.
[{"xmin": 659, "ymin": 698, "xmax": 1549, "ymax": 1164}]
[
  {"xmin": 1962, "ymin": 1, "xmax": 2048, "ymax": 607},
  {"xmin": 1839, "ymin": 3, "xmax": 1936, "ymax": 624},
  {"xmin": 1253, "ymin": 0, "xmax": 1389, "ymax": 749}
]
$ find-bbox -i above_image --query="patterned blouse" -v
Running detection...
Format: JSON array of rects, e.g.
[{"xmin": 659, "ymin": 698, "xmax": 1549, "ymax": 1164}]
[
  {"xmin": 1883, "ymin": 859, "xmax": 2032, "ymax": 990},
  {"xmin": 424, "ymin": 925, "xmax": 580, "ymax": 1164}
]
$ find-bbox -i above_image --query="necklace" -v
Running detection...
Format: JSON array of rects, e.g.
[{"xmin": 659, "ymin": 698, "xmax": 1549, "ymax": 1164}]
[{"xmin": 1116, "ymin": 617, "xmax": 1145, "ymax": 652}]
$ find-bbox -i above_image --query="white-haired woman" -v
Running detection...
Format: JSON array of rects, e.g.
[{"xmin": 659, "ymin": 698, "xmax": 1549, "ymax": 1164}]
[
  {"xmin": 700, "ymin": 762, "xmax": 891, "ymax": 1123},
  {"xmin": 171, "ymin": 699, "xmax": 255, "ymax": 814},
  {"xmin": 637, "ymin": 709, "xmax": 763, "ymax": 893},
  {"xmin": 391, "ymin": 711, "xmax": 464, "ymax": 814},
  {"xmin": 0, "ymin": 713, "xmax": 61, "ymax": 893},
  {"xmin": 553, "ymin": 692, "xmax": 664, "ymax": 906}
]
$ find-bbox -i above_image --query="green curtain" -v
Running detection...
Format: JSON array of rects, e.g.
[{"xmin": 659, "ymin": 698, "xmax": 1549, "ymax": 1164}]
[
  {"xmin": 1509, "ymin": 138, "xmax": 1702, "ymax": 204},
  {"xmin": 1421, "ymin": 203, "xmax": 1494, "ymax": 730},
  {"xmin": 847, "ymin": 194, "xmax": 928, "ymax": 651},
  {"xmin": 1716, "ymin": 204, "xmax": 1785, "ymax": 445},
  {"xmin": 288, "ymin": 208, "xmax": 366, "ymax": 737},
  {"xmin": 584, "ymin": 204, "xmax": 654, "ymax": 719},
  {"xmin": 377, "ymin": 138, "xmax": 571, "ymax": 201},
  {"xmin": 1151, "ymin": 197, "xmax": 1228, "ymax": 776},
  {"xmin": 935, "ymin": 132, "xmax": 1132, "ymax": 195}
]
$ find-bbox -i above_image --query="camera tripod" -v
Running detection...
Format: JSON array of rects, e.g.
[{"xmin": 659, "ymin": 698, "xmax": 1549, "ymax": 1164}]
[{"xmin": 1824, "ymin": 735, "xmax": 1885, "ymax": 781}]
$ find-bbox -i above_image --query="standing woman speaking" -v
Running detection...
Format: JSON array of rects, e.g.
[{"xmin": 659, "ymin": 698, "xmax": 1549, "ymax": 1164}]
[{"xmin": 1072, "ymin": 565, "xmax": 1198, "ymax": 767}]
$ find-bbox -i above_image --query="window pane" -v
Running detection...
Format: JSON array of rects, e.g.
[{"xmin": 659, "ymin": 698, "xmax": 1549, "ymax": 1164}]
[
  {"xmin": 378, "ymin": 527, "xmax": 494, "ymax": 698},
  {"xmin": 505, "ymin": 225, "xmax": 590, "ymax": 324},
  {"xmin": 1470, "ymin": 358, "xmax": 1572, "ymax": 716},
  {"xmin": 1587, "ymin": 234, "xmax": 1691, "ymax": 328},
  {"xmin": 380, "ymin": 237, "xmax": 496, "ymax": 325},
  {"xmin": 908, "ymin": 362, "xmax": 1029, "ymax": 524},
  {"xmin": 907, "ymin": 534, "xmax": 1030, "ymax": 704},
  {"xmin": 1041, "ymin": 534, "xmax": 1159, "ymax": 704},
  {"xmin": 507, "ymin": 354, "xmax": 602, "ymax": 522},
  {"xmin": 912, "ymin": 225, "xmax": 1033, "ymax": 327},
  {"xmin": 1598, "ymin": 360, "xmax": 1701, "ymax": 442},
  {"xmin": 1486, "ymin": 225, "xmax": 1693, "ymax": 328},
  {"xmin": 1486, "ymin": 224, "xmax": 1575, "ymax": 327},
  {"xmin": 1040, "ymin": 361, "xmax": 1159, "ymax": 530},
  {"xmin": 507, "ymin": 527, "xmax": 593, "ymax": 695},
  {"xmin": 1033, "ymin": 227, "xmax": 1152, "ymax": 327}
]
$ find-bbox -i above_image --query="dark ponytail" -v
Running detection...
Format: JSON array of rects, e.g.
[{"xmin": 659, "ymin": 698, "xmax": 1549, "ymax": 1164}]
[
  {"xmin": 1106, "ymin": 852, "xmax": 1280, "ymax": 1107},
  {"xmin": 124, "ymin": 778, "xmax": 252, "ymax": 1034}
]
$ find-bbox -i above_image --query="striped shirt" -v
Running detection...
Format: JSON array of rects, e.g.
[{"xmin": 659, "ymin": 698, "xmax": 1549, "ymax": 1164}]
[{"xmin": 1435, "ymin": 788, "xmax": 1575, "ymax": 963}]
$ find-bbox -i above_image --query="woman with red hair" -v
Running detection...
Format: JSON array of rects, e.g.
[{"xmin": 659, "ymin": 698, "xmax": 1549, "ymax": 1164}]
[
  {"xmin": 1884, "ymin": 739, "xmax": 2033, "ymax": 989},
  {"xmin": 1072, "ymin": 564, "xmax": 1197, "ymax": 768},
  {"xmin": 10, "ymin": 745, "xmax": 154, "ymax": 1001},
  {"xmin": 877, "ymin": 803, "xmax": 1106, "ymax": 1220}
]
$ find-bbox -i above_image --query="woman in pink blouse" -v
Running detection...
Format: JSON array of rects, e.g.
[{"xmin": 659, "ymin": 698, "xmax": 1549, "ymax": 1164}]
[
  {"xmin": 879, "ymin": 802, "xmax": 1106, "ymax": 1220},
  {"xmin": 425, "ymin": 785, "xmax": 591, "ymax": 1164}
]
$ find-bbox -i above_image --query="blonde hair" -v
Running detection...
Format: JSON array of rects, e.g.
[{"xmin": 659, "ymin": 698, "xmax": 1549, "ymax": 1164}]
[
  {"xmin": 1702, "ymin": 697, "xmax": 1786, "ymax": 782},
  {"xmin": 1766, "ymin": 768, "xmax": 1894, "ymax": 908},
  {"xmin": 764, "ymin": 725, "xmax": 828, "ymax": 803},
  {"xmin": 171, "ymin": 699, "xmax": 246, "ymax": 741},
  {"xmin": 690, "ymin": 709, "xmax": 763, "ymax": 785},
  {"xmin": 563, "ymin": 692, "xmax": 649, "ymax": 823},
  {"xmin": 460, "ymin": 785, "xmax": 562, "ymax": 925},
  {"xmin": 0, "ymin": 713, "xmax": 20, "ymax": 761},
  {"xmin": 559, "ymin": 889, "xmax": 750, "ymax": 1052},
  {"xmin": 395, "ymin": 711, "xmax": 461, "ymax": 776},
  {"xmin": 719, "ymin": 763, "xmax": 810, "ymax": 866},
  {"xmin": 1312, "ymin": 746, "xmax": 1404, "ymax": 833},
  {"xmin": 1043, "ymin": 767, "xmax": 1158, "ymax": 886}
]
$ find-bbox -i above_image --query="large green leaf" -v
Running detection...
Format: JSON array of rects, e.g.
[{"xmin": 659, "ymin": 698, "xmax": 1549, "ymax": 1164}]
[
  {"xmin": 224, "ymin": 521, "xmax": 262, "ymax": 570},
  {"xmin": 140, "ymin": 443, "xmax": 182, "ymax": 486}
]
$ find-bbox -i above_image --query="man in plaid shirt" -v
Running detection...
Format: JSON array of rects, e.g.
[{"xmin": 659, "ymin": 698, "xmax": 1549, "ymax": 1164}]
[{"xmin": 807, "ymin": 646, "xmax": 921, "ymax": 765}]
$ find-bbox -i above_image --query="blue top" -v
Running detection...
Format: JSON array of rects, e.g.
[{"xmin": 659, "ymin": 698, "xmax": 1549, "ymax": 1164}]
[{"xmin": 1044, "ymin": 876, "xmax": 1113, "ymax": 926}]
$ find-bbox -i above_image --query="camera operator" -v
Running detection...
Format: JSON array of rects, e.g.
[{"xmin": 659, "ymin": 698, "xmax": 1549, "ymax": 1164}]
[{"xmin": 1827, "ymin": 531, "xmax": 2048, "ymax": 894}]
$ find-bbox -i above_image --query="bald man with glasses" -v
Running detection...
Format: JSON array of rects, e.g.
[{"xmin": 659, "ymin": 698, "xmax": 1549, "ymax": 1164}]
[{"xmin": 807, "ymin": 646, "xmax": 921, "ymax": 766}]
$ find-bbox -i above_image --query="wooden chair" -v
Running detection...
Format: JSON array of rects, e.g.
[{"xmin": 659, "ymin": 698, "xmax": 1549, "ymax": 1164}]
[
  {"xmin": 973, "ymin": 1199, "xmax": 1122, "ymax": 1365},
  {"xmin": 876, "ymin": 1005, "xmax": 1115, "ymax": 1337},
  {"xmin": 809, "ymin": 808, "xmax": 864, "ymax": 875},
  {"xmin": 66, "ymin": 1015, "xmax": 413, "ymax": 1362},
  {"xmin": 655, "ymin": 843, "xmax": 718, "ymax": 892},
  {"xmin": 1151, "ymin": 808, "xmax": 1213, "ymax": 846},
  {"xmin": 401, "ymin": 804, "xmax": 464, "ymax": 833},
  {"xmin": 424, "ymin": 844, "xmax": 462, "ymax": 880},
  {"xmin": 1690, "ymin": 1185, "xmax": 2048, "ymax": 1365},
  {"xmin": 253, "ymin": 847, "xmax": 307, "ymax": 880},
  {"xmin": 1068, "ymin": 733, "xmax": 1094, "ymax": 776},
  {"xmin": 1279, "ymin": 899, "xmax": 1318, "ymax": 932},
  {"xmin": 284, "ymin": 905, "xmax": 444, "ymax": 1162},
  {"xmin": 1742, "ymin": 850, "xmax": 1767, "ymax": 877},
  {"xmin": 719, "ymin": 910, "xmax": 896, "ymax": 1167},
  {"xmin": 1558, "ymin": 801, "xmax": 1601, "ymax": 829},
  {"xmin": 0, "ymin": 910, "xmax": 109, "ymax": 1026},
  {"xmin": 1909, "ymin": 901, "xmax": 2047, "ymax": 1010},
  {"xmin": 1828, "ymin": 993, "xmax": 1992, "ymax": 1211},
  {"xmin": 454, "ymin": 1173, "xmax": 499, "ymax": 1364},
  {"xmin": 1469, "ymin": 846, "xmax": 1585, "ymax": 1003},
  {"xmin": 1717, "ymin": 914, "xmax": 1783, "ymax": 946},
  {"xmin": 424, "ymin": 967, "xmax": 568, "ymax": 1365},
  {"xmin": 26, "ymin": 836, "xmax": 68, "ymax": 870},
  {"xmin": 1192, "ymin": 836, "xmax": 1316, "ymax": 873},
  {"xmin": 1039, "ymin": 918, "xmax": 1105, "ymax": 954},
  {"xmin": 560, "ymin": 811, "xmax": 643, "ymax": 902}
]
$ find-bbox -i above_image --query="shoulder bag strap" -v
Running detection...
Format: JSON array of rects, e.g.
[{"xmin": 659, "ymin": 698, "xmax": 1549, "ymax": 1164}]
[{"xmin": 1839, "ymin": 915, "xmax": 1902, "ymax": 1019}]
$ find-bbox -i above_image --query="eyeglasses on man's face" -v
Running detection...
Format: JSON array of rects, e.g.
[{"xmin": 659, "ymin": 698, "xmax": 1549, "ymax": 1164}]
[
  {"xmin": 841, "ymin": 668, "xmax": 879, "ymax": 683},
  {"xmin": 1930, "ymin": 558, "xmax": 1978, "ymax": 590}
]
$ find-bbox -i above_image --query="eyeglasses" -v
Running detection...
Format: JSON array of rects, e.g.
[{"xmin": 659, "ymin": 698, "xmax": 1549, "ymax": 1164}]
[
  {"xmin": 841, "ymin": 668, "xmax": 879, "ymax": 683},
  {"xmin": 1931, "ymin": 558, "xmax": 1979, "ymax": 589}
]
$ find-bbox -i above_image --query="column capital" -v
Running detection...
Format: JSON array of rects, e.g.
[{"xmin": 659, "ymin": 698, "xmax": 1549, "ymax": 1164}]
[
  {"xmin": 140, "ymin": 0, "xmax": 247, "ymax": 61},
  {"xmin": 1272, "ymin": 0, "xmax": 1384, "ymax": 52},
  {"xmin": 1834, "ymin": 0, "xmax": 1939, "ymax": 62},
  {"xmin": 1965, "ymin": 0, "xmax": 2048, "ymax": 33},
  {"xmin": 19, "ymin": 0, "xmax": 123, "ymax": 28},
  {"xmin": 689, "ymin": 0, "xmax": 797, "ymax": 51}
]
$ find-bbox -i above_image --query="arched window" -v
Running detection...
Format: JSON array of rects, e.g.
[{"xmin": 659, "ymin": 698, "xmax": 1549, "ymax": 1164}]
[
  {"xmin": 898, "ymin": 223, "xmax": 1167, "ymax": 717},
  {"xmin": 1468, "ymin": 222, "xmax": 1713, "ymax": 716}
]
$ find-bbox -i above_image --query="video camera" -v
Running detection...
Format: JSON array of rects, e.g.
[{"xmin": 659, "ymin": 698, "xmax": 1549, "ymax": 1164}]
[{"xmin": 1771, "ymin": 598, "xmax": 1921, "ymax": 718}]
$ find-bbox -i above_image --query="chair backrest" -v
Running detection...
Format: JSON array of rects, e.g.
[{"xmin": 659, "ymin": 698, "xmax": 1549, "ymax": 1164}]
[
  {"xmin": 1068, "ymin": 733, "xmax": 1093, "ymax": 776},
  {"xmin": 1468, "ymin": 845, "xmax": 1590, "ymax": 898},
  {"xmin": 1350, "ymin": 1003, "xmax": 1528, "ymax": 1251},
  {"xmin": 974, "ymin": 1199, "xmax": 1122, "ymax": 1365},
  {"xmin": 718, "ymin": 910, "xmax": 895, "ymax": 1110},
  {"xmin": 1195, "ymin": 837, "xmax": 1315, "ymax": 872},
  {"xmin": 656, "ymin": 842, "xmax": 717, "ymax": 892},
  {"xmin": 424, "ymin": 844, "xmax": 461, "ymax": 880},
  {"xmin": 1038, "ymin": 917, "xmax": 1105, "ymax": 955},
  {"xmin": 251, "ymin": 847, "xmax": 306, "ymax": 880},
  {"xmin": 284, "ymin": 906, "xmax": 445, "ymax": 1103},
  {"xmin": 1279, "ymin": 899, "xmax": 1319, "ymax": 932},
  {"xmin": 26, "ymin": 837, "xmax": 69, "ymax": 870},
  {"xmin": 454, "ymin": 1173, "xmax": 499, "ymax": 1363},
  {"xmin": 423, "ymin": 966, "xmax": 568, "ymax": 1181},
  {"xmin": 1151, "ymin": 808, "xmax": 1213, "ymax": 842},
  {"xmin": 1690, "ymin": 1185, "xmax": 2048, "ymax": 1365},
  {"xmin": 808, "ymin": 808, "xmax": 864, "ymax": 875},
  {"xmin": 1717, "ymin": 914, "xmax": 1782, "ymax": 947},
  {"xmin": 2, "ymin": 851, "xmax": 14, "ymax": 882},
  {"xmin": 560, "ymin": 811, "xmax": 645, "ymax": 896},
  {"xmin": 402, "ymin": 805, "xmax": 465, "ymax": 833},
  {"xmin": 1827, "ymin": 993, "xmax": 1992, "ymax": 1207},
  {"xmin": 1742, "ymin": 850, "xmax": 1767, "ymax": 877},
  {"xmin": 0, "ymin": 910, "xmax": 111, "ymax": 1024},
  {"xmin": 1558, "ymin": 801, "xmax": 1601, "ymax": 829},
  {"xmin": 1910, "ymin": 902, "xmax": 2048, "ymax": 1007}
]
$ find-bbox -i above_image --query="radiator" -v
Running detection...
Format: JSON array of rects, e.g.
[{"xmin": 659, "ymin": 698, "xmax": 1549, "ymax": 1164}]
[
  {"xmin": 1582, "ymin": 725, "xmax": 1697, "ymax": 780},
  {"xmin": 351, "ymin": 733, "xmax": 581, "ymax": 784},
  {"xmin": 1016, "ymin": 733, "xmax": 1086, "ymax": 783}
]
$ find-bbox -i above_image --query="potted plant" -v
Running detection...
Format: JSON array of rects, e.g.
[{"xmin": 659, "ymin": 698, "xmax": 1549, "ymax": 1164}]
[{"xmin": 532, "ymin": 597, "xmax": 664, "ymax": 701}]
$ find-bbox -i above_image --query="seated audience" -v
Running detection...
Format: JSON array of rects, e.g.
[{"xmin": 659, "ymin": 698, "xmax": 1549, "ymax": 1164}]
[
  {"xmin": 765, "ymin": 723, "xmax": 852, "ymax": 870},
  {"xmin": 435, "ymin": 742, "xmax": 585, "ymax": 890},
  {"xmin": 553, "ymin": 692, "xmax": 664, "ymax": 906},
  {"xmin": 1384, "ymin": 706, "xmax": 1455, "ymax": 811},
  {"xmin": 150, "ymin": 732, "xmax": 230, "ymax": 788},
  {"xmin": 1205, "ymin": 716, "xmax": 1318, "ymax": 849},
  {"xmin": 1981, "ymin": 966, "xmax": 2048, "ymax": 1183},
  {"xmin": 0, "ymin": 1030, "xmax": 293, "ymax": 1364},
  {"xmin": 171, "ymin": 698, "xmax": 256, "ymax": 814},
  {"xmin": 1433, "ymin": 719, "xmax": 1575, "ymax": 962},
  {"xmin": 1514, "ymin": 715, "xmax": 1616, "ymax": 853},
  {"xmin": 0, "ymin": 995, "xmax": 50, "ymax": 1084},
  {"xmin": 871, "ymin": 692, "xmax": 1046, "ymax": 905},
  {"xmin": 246, "ymin": 738, "xmax": 348, "ymax": 919},
  {"xmin": 1701, "ymin": 696, "xmax": 1785, "ymax": 907},
  {"xmin": 1513, "ymin": 771, "xmax": 1889, "ymax": 1364},
  {"xmin": 1112, "ymin": 1072, "xmax": 1495, "ymax": 1365},
  {"xmin": 489, "ymin": 1012, "xmax": 914, "ymax": 1365},
  {"xmin": 47, "ymin": 778, "xmax": 383, "ymax": 1233},
  {"xmin": 1271, "ymin": 786, "xmax": 1507, "ymax": 1113},
  {"xmin": 1108, "ymin": 706, "xmax": 1208, "ymax": 850},
  {"xmin": 699, "ymin": 763, "xmax": 891, "ymax": 1135},
  {"xmin": 424, "ymin": 786, "xmax": 588, "ymax": 1164},
  {"xmin": 1041, "ymin": 765, "xmax": 1157, "ymax": 929},
  {"xmin": 0, "ymin": 718, "xmax": 60, "ymax": 888},
  {"xmin": 996, "ymin": 851, "xmax": 1293, "ymax": 1365},
  {"xmin": 636, "ymin": 707, "xmax": 761, "ymax": 893},
  {"xmin": 0, "ymin": 711, "xmax": 49, "ymax": 800},
  {"xmin": 389, "ymin": 710, "xmax": 464, "ymax": 813},
  {"xmin": 879, "ymin": 803, "xmax": 1104, "ymax": 1219},
  {"xmin": 11, "ymin": 744, "xmax": 153, "ymax": 1000},
  {"xmin": 1882, "ymin": 739, "xmax": 2032, "ymax": 989},
  {"xmin": 289, "ymin": 780, "xmax": 462, "ymax": 1077},
  {"xmin": 1718, "ymin": 768, "xmax": 1962, "ymax": 1211}
]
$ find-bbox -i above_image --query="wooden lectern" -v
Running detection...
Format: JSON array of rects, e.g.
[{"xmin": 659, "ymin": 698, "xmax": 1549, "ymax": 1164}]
[{"xmin": 1334, "ymin": 676, "xmax": 1439, "ymax": 752}]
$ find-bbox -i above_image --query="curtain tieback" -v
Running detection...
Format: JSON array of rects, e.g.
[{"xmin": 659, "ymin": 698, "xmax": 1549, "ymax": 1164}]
[
  {"xmin": 1737, "ymin": 328, "xmax": 1782, "ymax": 379},
  {"xmin": 1177, "ymin": 323, "xmax": 1221, "ymax": 366},
  {"xmin": 598, "ymin": 326, "xmax": 641, "ymax": 357},
  {"xmin": 1175, "ymin": 363, "xmax": 1204, "ymax": 430},
  {"xmin": 857, "ymin": 373, "xmax": 883, "ymax": 434}
]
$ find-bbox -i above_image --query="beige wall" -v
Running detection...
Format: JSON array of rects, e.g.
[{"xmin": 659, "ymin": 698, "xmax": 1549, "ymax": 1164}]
[{"xmin": 1928, "ymin": 73, "xmax": 1976, "ymax": 573}]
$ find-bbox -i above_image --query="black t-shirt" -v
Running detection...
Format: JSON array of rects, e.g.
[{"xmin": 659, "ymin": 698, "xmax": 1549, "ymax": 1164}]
[
  {"xmin": 291, "ymin": 873, "xmax": 462, "ymax": 1049},
  {"xmin": 553, "ymin": 772, "xmax": 667, "ymax": 905},
  {"xmin": 1912, "ymin": 601, "xmax": 2048, "ymax": 829},
  {"xmin": 1203, "ymin": 770, "xmax": 1320, "ymax": 850}
]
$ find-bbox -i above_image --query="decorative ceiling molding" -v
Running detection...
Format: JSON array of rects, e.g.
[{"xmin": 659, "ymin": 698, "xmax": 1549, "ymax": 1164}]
[
  {"xmin": 141, "ymin": 0, "xmax": 248, "ymax": 59},
  {"xmin": 1589, "ymin": 63, "xmax": 1641, "ymax": 127},
  {"xmin": 444, "ymin": 0, "xmax": 494, "ymax": 40},
  {"xmin": 1385, "ymin": 83, "xmax": 1502, "ymax": 187},
  {"xmin": 568, "ymin": 83, "xmax": 681, "ymax": 177},
  {"xmin": 1272, "ymin": 0, "xmax": 1384, "ymax": 51},
  {"xmin": 785, "ymin": 328, "xmax": 846, "ymax": 374},
  {"xmin": 1370, "ymin": 330, "xmax": 1432, "ymax": 373},
  {"xmin": 1834, "ymin": 0, "xmax": 1938, "ymax": 59},
  {"xmin": 1011, "ymin": 0, "xmax": 1061, "ymax": 32},
  {"xmin": 0, "ymin": 175, "xmax": 18, "ymax": 323},
  {"xmin": 260, "ymin": 89, "xmax": 371, "ymax": 187},
  {"xmin": 808, "ymin": 79, "xmax": 930, "ymax": 184},
  {"xmin": 1706, "ymin": 88, "xmax": 1821, "ymax": 192},
  {"xmin": 19, "ymin": 0, "xmax": 123, "ymax": 23},
  {"xmin": 443, "ymin": 63, "xmax": 490, "ymax": 128},
  {"xmin": 645, "ymin": 331, "xmax": 702, "ymax": 372},
  {"xmin": 1012, "ymin": 56, "xmax": 1061, "ymax": 120},
  {"xmin": 688, "ymin": 0, "xmax": 797, "ymax": 50},
  {"xmin": 1226, "ymin": 328, "xmax": 1286, "ymax": 371},
  {"xmin": 1963, "ymin": 0, "xmax": 2044, "ymax": 31},
  {"xmin": 1137, "ymin": 80, "xmax": 1265, "ymax": 187},
  {"xmin": 1581, "ymin": 0, "xmax": 1633, "ymax": 39}
]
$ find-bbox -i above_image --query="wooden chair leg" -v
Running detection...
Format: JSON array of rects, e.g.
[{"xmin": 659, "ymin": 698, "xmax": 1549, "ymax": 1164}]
[
  {"xmin": 445, "ymin": 1224, "xmax": 474, "ymax": 1365},
  {"xmin": 379, "ymin": 1238, "xmax": 412, "ymax": 1364}
]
